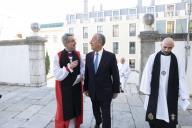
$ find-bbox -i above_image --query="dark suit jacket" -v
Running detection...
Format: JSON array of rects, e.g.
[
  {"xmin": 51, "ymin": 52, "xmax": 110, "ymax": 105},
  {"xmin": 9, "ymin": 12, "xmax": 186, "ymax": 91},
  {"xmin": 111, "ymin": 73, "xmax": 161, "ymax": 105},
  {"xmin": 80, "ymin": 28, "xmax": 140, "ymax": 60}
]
[{"xmin": 84, "ymin": 50, "xmax": 120, "ymax": 101}]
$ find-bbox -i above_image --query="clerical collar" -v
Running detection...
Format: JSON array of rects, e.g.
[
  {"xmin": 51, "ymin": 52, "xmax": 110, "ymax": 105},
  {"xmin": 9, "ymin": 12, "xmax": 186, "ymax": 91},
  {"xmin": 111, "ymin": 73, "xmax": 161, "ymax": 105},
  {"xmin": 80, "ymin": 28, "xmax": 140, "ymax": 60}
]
[
  {"xmin": 65, "ymin": 49, "xmax": 73, "ymax": 53},
  {"xmin": 160, "ymin": 51, "xmax": 171, "ymax": 56}
]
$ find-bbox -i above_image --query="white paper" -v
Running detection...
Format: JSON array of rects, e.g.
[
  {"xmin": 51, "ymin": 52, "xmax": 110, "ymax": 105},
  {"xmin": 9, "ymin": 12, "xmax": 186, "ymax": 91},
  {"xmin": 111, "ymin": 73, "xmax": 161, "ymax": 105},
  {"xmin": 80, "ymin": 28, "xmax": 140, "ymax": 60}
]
[
  {"xmin": 72, "ymin": 75, "xmax": 81, "ymax": 86},
  {"xmin": 178, "ymin": 98, "xmax": 190, "ymax": 111}
]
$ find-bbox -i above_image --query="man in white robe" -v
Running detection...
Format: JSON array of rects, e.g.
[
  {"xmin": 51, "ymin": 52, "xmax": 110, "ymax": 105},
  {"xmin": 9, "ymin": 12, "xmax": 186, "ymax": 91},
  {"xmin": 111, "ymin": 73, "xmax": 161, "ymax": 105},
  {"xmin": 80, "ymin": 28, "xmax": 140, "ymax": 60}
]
[
  {"xmin": 140, "ymin": 37, "xmax": 190, "ymax": 128},
  {"xmin": 118, "ymin": 58, "xmax": 131, "ymax": 92}
]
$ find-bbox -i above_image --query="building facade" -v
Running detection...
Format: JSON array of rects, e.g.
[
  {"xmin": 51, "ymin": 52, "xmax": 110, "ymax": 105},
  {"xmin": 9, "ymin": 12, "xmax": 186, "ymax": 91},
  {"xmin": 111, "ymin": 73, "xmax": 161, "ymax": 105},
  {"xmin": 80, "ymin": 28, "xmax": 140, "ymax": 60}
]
[{"xmin": 39, "ymin": 1, "xmax": 192, "ymax": 73}]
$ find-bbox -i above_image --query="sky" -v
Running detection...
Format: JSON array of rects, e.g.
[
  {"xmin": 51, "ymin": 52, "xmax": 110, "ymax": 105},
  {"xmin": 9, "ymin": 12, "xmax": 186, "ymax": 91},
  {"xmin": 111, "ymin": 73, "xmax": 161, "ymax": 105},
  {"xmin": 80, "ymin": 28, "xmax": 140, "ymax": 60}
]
[
  {"xmin": 0, "ymin": 0, "xmax": 181, "ymax": 39},
  {"xmin": 0, "ymin": 0, "xmax": 137, "ymax": 23},
  {"xmin": 0, "ymin": 0, "xmax": 182, "ymax": 23}
]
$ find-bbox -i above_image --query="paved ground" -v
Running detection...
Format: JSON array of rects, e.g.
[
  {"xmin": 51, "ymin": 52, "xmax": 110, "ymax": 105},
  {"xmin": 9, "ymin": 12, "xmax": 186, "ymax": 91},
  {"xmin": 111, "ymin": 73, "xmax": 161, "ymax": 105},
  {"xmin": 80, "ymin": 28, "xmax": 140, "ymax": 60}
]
[{"xmin": 0, "ymin": 77, "xmax": 192, "ymax": 128}]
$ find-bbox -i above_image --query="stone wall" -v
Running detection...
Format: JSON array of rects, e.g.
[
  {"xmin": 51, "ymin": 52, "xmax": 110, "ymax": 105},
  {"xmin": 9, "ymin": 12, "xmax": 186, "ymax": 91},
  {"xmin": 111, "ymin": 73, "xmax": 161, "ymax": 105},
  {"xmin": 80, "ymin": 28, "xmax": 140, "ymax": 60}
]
[{"xmin": 0, "ymin": 36, "xmax": 47, "ymax": 87}]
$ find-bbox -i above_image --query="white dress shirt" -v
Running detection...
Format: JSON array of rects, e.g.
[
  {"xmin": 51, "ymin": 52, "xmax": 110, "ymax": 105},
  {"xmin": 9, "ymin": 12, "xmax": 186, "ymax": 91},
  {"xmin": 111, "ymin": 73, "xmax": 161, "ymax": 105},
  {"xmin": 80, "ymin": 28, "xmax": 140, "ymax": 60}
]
[{"xmin": 93, "ymin": 48, "xmax": 103, "ymax": 69}]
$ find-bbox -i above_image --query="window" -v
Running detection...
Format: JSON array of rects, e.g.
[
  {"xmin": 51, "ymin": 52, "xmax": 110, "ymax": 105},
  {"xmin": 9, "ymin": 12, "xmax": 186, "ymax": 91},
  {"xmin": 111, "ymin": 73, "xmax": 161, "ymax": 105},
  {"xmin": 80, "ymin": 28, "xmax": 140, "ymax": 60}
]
[
  {"xmin": 83, "ymin": 43, "xmax": 88, "ymax": 54},
  {"xmin": 69, "ymin": 27, "xmax": 74, "ymax": 34},
  {"xmin": 94, "ymin": 12, "xmax": 105, "ymax": 22},
  {"xmin": 129, "ymin": 8, "xmax": 137, "ymax": 17},
  {"xmin": 120, "ymin": 9, "xmax": 128, "ymax": 15},
  {"xmin": 113, "ymin": 42, "xmax": 119, "ymax": 54},
  {"xmin": 187, "ymin": 4, "xmax": 192, "ymax": 15},
  {"xmin": 83, "ymin": 27, "xmax": 88, "ymax": 38},
  {"xmin": 104, "ymin": 10, "xmax": 112, "ymax": 17},
  {"xmin": 97, "ymin": 26, "xmax": 103, "ymax": 34},
  {"xmin": 68, "ymin": 15, "xmax": 76, "ymax": 23},
  {"xmin": 129, "ymin": 23, "xmax": 136, "ymax": 36},
  {"xmin": 129, "ymin": 59, "xmax": 135, "ymax": 69},
  {"xmin": 166, "ymin": 4, "xmax": 174, "ymax": 17},
  {"xmin": 156, "ymin": 5, "xmax": 165, "ymax": 12},
  {"xmin": 156, "ymin": 20, "xmax": 166, "ymax": 33},
  {"xmin": 98, "ymin": 12, "xmax": 104, "ymax": 17},
  {"xmin": 129, "ymin": 42, "xmax": 135, "ymax": 54},
  {"xmin": 89, "ymin": 12, "xmax": 96, "ymax": 18},
  {"xmin": 167, "ymin": 21, "xmax": 174, "ymax": 33},
  {"xmin": 176, "ymin": 19, "xmax": 187, "ymax": 33},
  {"xmin": 113, "ymin": 25, "xmax": 119, "ymax": 37},
  {"xmin": 113, "ymin": 10, "xmax": 120, "ymax": 17},
  {"xmin": 147, "ymin": 7, "xmax": 155, "ymax": 14},
  {"xmin": 111, "ymin": 10, "xmax": 120, "ymax": 21}
]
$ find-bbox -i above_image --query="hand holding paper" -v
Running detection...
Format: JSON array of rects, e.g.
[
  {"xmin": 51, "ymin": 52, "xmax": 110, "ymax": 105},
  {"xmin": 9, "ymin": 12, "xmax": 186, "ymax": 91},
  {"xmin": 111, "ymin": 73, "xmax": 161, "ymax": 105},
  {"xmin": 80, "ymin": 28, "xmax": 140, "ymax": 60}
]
[
  {"xmin": 72, "ymin": 75, "xmax": 83, "ymax": 86},
  {"xmin": 178, "ymin": 98, "xmax": 190, "ymax": 111}
]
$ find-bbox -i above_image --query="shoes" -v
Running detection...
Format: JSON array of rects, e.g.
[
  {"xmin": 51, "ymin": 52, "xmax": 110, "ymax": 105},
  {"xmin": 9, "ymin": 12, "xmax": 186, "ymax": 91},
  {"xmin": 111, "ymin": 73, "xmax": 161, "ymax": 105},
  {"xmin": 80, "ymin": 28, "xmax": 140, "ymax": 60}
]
[
  {"xmin": 94, "ymin": 123, "xmax": 101, "ymax": 128},
  {"xmin": 0, "ymin": 94, "xmax": 2, "ymax": 99},
  {"xmin": 121, "ymin": 90, "xmax": 124, "ymax": 93}
]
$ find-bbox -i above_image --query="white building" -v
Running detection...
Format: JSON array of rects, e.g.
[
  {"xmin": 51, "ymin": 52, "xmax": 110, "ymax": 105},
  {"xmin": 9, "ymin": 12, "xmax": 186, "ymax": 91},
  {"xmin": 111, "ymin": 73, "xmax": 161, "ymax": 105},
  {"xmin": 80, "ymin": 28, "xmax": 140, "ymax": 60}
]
[
  {"xmin": 39, "ymin": 1, "xmax": 191, "ymax": 71},
  {"xmin": 37, "ymin": 0, "xmax": 192, "ymax": 94}
]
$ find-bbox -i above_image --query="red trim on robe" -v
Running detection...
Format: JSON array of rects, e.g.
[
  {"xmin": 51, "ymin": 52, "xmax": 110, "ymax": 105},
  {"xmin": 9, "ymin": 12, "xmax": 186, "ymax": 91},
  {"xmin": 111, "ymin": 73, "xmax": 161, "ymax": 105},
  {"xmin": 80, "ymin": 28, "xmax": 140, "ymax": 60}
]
[{"xmin": 55, "ymin": 51, "xmax": 83, "ymax": 128}]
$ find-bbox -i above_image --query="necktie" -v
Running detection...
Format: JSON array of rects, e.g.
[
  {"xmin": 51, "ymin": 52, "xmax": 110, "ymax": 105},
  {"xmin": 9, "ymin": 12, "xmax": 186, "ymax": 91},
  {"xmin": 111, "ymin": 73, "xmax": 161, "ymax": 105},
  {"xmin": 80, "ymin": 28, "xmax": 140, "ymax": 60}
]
[{"xmin": 94, "ymin": 52, "xmax": 99, "ymax": 73}]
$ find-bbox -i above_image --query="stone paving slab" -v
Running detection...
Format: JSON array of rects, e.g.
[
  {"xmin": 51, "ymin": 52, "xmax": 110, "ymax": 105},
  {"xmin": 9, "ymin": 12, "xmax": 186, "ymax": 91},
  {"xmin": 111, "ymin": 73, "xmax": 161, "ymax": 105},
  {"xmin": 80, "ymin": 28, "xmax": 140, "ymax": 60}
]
[
  {"xmin": 112, "ymin": 111, "xmax": 135, "ymax": 128},
  {"xmin": 21, "ymin": 114, "xmax": 54, "ymax": 128},
  {"xmin": 130, "ymin": 106, "xmax": 149, "ymax": 128},
  {"xmin": 0, "ymin": 78, "xmax": 192, "ymax": 128},
  {"xmin": 0, "ymin": 118, "xmax": 26, "ymax": 128},
  {"xmin": 0, "ymin": 111, "xmax": 20, "ymax": 125},
  {"xmin": 15, "ymin": 105, "xmax": 43, "ymax": 120}
]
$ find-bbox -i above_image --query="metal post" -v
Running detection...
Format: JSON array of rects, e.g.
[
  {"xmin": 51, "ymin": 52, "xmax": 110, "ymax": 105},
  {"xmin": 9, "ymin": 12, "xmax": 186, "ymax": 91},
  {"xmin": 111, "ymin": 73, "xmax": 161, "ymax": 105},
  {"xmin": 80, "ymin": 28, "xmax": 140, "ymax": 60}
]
[{"xmin": 186, "ymin": 0, "xmax": 192, "ymax": 71}]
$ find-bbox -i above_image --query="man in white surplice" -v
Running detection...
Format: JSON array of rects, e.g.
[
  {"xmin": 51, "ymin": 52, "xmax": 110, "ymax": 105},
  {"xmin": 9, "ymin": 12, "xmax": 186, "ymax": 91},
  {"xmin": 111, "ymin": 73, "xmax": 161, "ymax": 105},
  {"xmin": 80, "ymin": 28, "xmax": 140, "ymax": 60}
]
[
  {"xmin": 140, "ymin": 37, "xmax": 190, "ymax": 128},
  {"xmin": 118, "ymin": 58, "xmax": 130, "ymax": 92}
]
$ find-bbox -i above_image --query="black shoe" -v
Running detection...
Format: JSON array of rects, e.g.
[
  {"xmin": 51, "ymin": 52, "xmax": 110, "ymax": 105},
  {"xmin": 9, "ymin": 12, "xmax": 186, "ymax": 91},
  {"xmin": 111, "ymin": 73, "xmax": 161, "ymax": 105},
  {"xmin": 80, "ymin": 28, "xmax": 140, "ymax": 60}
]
[
  {"xmin": 0, "ymin": 94, "xmax": 2, "ymax": 99},
  {"xmin": 94, "ymin": 124, "xmax": 100, "ymax": 128}
]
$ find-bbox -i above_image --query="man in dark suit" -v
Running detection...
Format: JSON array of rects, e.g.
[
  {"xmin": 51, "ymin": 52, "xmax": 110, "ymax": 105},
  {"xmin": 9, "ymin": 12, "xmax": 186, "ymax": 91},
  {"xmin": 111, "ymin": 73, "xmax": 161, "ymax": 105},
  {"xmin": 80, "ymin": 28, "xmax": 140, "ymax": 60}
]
[{"xmin": 84, "ymin": 33, "xmax": 120, "ymax": 128}]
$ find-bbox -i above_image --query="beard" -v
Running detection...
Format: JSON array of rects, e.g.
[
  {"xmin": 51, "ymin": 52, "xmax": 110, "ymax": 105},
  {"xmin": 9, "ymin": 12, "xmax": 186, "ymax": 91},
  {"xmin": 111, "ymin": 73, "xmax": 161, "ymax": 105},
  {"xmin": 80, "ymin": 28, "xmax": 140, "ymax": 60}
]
[{"xmin": 162, "ymin": 50, "xmax": 171, "ymax": 55}]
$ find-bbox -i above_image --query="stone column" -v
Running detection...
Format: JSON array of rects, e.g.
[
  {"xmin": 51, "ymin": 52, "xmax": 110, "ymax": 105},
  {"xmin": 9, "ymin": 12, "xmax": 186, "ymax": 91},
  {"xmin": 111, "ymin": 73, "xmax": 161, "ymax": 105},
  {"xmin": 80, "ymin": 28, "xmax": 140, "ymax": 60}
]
[
  {"xmin": 26, "ymin": 36, "xmax": 47, "ymax": 87},
  {"xmin": 139, "ymin": 31, "xmax": 159, "ymax": 80},
  {"xmin": 138, "ymin": 13, "xmax": 159, "ymax": 83}
]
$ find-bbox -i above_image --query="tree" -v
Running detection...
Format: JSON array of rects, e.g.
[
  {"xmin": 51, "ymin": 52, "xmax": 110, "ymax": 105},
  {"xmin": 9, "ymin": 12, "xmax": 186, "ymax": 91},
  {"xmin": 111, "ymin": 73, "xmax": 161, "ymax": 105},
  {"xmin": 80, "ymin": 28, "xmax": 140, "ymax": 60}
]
[{"xmin": 45, "ymin": 51, "xmax": 50, "ymax": 75}]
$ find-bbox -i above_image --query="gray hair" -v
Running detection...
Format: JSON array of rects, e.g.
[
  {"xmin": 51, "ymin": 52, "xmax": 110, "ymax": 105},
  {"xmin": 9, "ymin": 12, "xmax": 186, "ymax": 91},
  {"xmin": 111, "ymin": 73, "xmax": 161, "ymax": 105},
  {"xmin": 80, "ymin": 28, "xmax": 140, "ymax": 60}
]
[
  {"xmin": 62, "ymin": 33, "xmax": 74, "ymax": 45},
  {"xmin": 96, "ymin": 33, "xmax": 105, "ymax": 46}
]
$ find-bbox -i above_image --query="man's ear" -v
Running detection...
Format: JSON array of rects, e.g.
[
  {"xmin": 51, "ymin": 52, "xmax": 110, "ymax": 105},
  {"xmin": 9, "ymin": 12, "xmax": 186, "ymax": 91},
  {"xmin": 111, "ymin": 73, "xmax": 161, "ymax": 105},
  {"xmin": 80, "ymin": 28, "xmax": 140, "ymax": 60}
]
[{"xmin": 172, "ymin": 44, "xmax": 175, "ymax": 48}]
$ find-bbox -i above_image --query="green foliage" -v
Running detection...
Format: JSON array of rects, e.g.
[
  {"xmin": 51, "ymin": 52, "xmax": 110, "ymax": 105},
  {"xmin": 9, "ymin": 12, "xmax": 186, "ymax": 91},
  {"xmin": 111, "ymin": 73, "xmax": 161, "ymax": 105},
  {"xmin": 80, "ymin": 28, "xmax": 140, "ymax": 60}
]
[{"xmin": 45, "ymin": 51, "xmax": 50, "ymax": 75}]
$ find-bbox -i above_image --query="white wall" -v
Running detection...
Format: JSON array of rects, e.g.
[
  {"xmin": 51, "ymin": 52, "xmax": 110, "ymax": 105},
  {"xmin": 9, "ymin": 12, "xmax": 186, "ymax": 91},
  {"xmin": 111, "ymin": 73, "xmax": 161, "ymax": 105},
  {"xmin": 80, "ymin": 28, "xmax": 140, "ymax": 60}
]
[
  {"xmin": 0, "ymin": 45, "xmax": 30, "ymax": 84},
  {"xmin": 186, "ymin": 48, "xmax": 192, "ymax": 95}
]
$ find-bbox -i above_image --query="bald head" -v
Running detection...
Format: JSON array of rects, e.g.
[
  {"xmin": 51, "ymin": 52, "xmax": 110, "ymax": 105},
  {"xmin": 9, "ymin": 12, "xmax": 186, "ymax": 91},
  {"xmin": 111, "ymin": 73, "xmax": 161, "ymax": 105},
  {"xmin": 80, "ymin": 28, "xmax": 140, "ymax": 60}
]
[
  {"xmin": 162, "ymin": 37, "xmax": 174, "ymax": 46},
  {"xmin": 120, "ymin": 58, "xmax": 125, "ymax": 64},
  {"xmin": 161, "ymin": 37, "xmax": 174, "ymax": 55}
]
